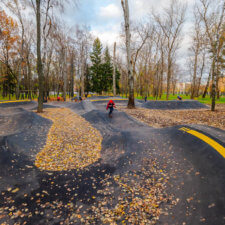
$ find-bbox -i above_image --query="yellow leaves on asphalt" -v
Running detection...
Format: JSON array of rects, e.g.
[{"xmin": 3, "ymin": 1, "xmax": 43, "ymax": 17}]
[
  {"xmin": 11, "ymin": 188, "xmax": 19, "ymax": 193},
  {"xmin": 118, "ymin": 104, "xmax": 225, "ymax": 130},
  {"xmin": 90, "ymin": 159, "xmax": 174, "ymax": 224},
  {"xmin": 35, "ymin": 108, "xmax": 102, "ymax": 171}
]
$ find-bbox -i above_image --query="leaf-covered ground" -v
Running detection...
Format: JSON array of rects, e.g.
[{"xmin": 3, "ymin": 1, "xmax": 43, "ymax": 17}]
[
  {"xmin": 0, "ymin": 105, "xmax": 175, "ymax": 224},
  {"xmin": 118, "ymin": 104, "xmax": 225, "ymax": 130},
  {"xmin": 35, "ymin": 108, "xmax": 102, "ymax": 171},
  {"xmin": 70, "ymin": 162, "xmax": 174, "ymax": 225}
]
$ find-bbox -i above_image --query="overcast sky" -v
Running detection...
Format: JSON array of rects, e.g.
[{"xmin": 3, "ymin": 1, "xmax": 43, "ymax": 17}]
[
  {"xmin": 63, "ymin": 0, "xmax": 196, "ymax": 78},
  {"xmin": 65, "ymin": 0, "xmax": 194, "ymax": 46}
]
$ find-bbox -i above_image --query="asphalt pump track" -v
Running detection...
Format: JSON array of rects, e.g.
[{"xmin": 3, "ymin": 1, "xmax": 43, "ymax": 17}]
[{"xmin": 0, "ymin": 100, "xmax": 225, "ymax": 224}]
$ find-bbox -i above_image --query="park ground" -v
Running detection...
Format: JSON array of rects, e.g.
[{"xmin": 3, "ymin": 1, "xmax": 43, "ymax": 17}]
[{"xmin": 0, "ymin": 98, "xmax": 225, "ymax": 224}]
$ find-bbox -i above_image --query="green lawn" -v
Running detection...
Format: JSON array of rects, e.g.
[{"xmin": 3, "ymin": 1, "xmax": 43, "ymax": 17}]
[
  {"xmin": 121, "ymin": 94, "xmax": 225, "ymax": 104},
  {"xmin": 0, "ymin": 94, "xmax": 37, "ymax": 102},
  {"xmin": 0, "ymin": 95, "xmax": 26, "ymax": 101}
]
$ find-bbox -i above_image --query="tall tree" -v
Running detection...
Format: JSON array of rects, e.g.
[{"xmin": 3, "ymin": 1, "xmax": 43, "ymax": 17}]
[
  {"xmin": 190, "ymin": 9, "xmax": 203, "ymax": 99},
  {"xmin": 3, "ymin": 0, "xmax": 26, "ymax": 99},
  {"xmin": 102, "ymin": 46, "xmax": 113, "ymax": 92},
  {"xmin": 84, "ymin": 65, "xmax": 91, "ymax": 95},
  {"xmin": 0, "ymin": 10, "xmax": 19, "ymax": 99},
  {"xmin": 199, "ymin": 0, "xmax": 225, "ymax": 111},
  {"xmin": 154, "ymin": 0, "xmax": 186, "ymax": 100},
  {"xmin": 90, "ymin": 38, "xmax": 103, "ymax": 94},
  {"xmin": 113, "ymin": 42, "xmax": 117, "ymax": 96},
  {"xmin": 69, "ymin": 48, "xmax": 75, "ymax": 97},
  {"xmin": 35, "ymin": 0, "xmax": 44, "ymax": 112},
  {"xmin": 121, "ymin": 0, "xmax": 135, "ymax": 108}
]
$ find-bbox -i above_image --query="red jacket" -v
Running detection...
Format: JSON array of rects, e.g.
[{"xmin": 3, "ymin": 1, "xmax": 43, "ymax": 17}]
[{"xmin": 106, "ymin": 100, "xmax": 115, "ymax": 110}]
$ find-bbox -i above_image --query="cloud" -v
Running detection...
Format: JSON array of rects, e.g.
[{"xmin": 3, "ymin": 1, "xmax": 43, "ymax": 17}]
[
  {"xmin": 63, "ymin": 0, "xmax": 197, "ymax": 68},
  {"xmin": 91, "ymin": 24, "xmax": 122, "ymax": 48},
  {"xmin": 99, "ymin": 4, "xmax": 122, "ymax": 20}
]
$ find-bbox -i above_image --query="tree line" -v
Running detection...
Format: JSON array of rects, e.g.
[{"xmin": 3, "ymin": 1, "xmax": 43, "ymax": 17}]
[
  {"xmin": 0, "ymin": 0, "xmax": 120, "ymax": 112},
  {"xmin": 120, "ymin": 0, "xmax": 225, "ymax": 110}
]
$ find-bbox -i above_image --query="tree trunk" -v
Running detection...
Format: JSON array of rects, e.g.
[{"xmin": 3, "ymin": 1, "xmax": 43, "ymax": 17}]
[
  {"xmin": 27, "ymin": 53, "xmax": 32, "ymax": 99},
  {"xmin": 63, "ymin": 48, "xmax": 67, "ymax": 102},
  {"xmin": 166, "ymin": 55, "xmax": 172, "ymax": 100},
  {"xmin": 113, "ymin": 42, "xmax": 117, "ymax": 96},
  {"xmin": 191, "ymin": 45, "xmax": 199, "ymax": 99},
  {"xmin": 45, "ymin": 47, "xmax": 53, "ymax": 98},
  {"xmin": 36, "ymin": 0, "xmax": 44, "ymax": 113},
  {"xmin": 80, "ymin": 44, "xmax": 85, "ymax": 97},
  {"xmin": 121, "ymin": 0, "xmax": 135, "ymax": 108},
  {"xmin": 16, "ymin": 26, "xmax": 25, "ymax": 100},
  {"xmin": 159, "ymin": 49, "xmax": 164, "ymax": 99},
  {"xmin": 16, "ymin": 64, "xmax": 21, "ymax": 100},
  {"xmin": 197, "ymin": 53, "xmax": 205, "ymax": 97},
  {"xmin": 202, "ymin": 65, "xmax": 212, "ymax": 98},
  {"xmin": 216, "ymin": 59, "xmax": 220, "ymax": 100},
  {"xmin": 211, "ymin": 58, "xmax": 216, "ymax": 111},
  {"xmin": 216, "ymin": 77, "xmax": 220, "ymax": 99},
  {"xmin": 70, "ymin": 52, "xmax": 74, "ymax": 98}
]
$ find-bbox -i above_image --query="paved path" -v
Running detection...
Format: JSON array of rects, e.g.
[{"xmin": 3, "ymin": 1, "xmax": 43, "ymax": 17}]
[{"xmin": 0, "ymin": 100, "xmax": 224, "ymax": 224}]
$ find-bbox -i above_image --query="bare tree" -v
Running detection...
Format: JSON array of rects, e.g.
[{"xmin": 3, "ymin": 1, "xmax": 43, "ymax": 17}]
[
  {"xmin": 34, "ymin": 0, "xmax": 44, "ymax": 112},
  {"xmin": 28, "ymin": 0, "xmax": 77, "ymax": 111},
  {"xmin": 75, "ymin": 26, "xmax": 91, "ymax": 97},
  {"xmin": 3, "ymin": 0, "xmax": 27, "ymax": 99},
  {"xmin": 198, "ymin": 0, "xmax": 225, "ymax": 111},
  {"xmin": 131, "ymin": 23, "xmax": 153, "ymax": 94},
  {"xmin": 154, "ymin": 0, "xmax": 186, "ymax": 100},
  {"xmin": 113, "ymin": 42, "xmax": 117, "ymax": 96},
  {"xmin": 121, "ymin": 0, "xmax": 135, "ymax": 108},
  {"xmin": 190, "ymin": 9, "xmax": 204, "ymax": 99}
]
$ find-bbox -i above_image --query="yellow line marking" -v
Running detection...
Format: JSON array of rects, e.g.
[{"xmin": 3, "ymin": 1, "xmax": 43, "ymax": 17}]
[
  {"xmin": 179, "ymin": 127, "xmax": 225, "ymax": 158},
  {"xmin": 0, "ymin": 100, "xmax": 31, "ymax": 104},
  {"xmin": 90, "ymin": 99, "xmax": 128, "ymax": 102}
]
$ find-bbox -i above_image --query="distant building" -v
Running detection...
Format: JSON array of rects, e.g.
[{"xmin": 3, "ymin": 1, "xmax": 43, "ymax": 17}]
[
  {"xmin": 176, "ymin": 82, "xmax": 191, "ymax": 94},
  {"xmin": 209, "ymin": 76, "xmax": 225, "ymax": 95},
  {"xmin": 218, "ymin": 76, "xmax": 225, "ymax": 94}
]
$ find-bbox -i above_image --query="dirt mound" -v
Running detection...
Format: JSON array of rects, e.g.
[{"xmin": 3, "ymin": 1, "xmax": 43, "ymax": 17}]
[{"xmin": 142, "ymin": 100, "xmax": 208, "ymax": 110}]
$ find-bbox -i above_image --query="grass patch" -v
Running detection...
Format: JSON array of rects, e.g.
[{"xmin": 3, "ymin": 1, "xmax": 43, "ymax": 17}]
[{"xmin": 120, "ymin": 94, "xmax": 225, "ymax": 104}]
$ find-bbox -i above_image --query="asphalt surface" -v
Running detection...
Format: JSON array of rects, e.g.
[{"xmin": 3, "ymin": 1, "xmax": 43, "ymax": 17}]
[
  {"xmin": 139, "ymin": 100, "xmax": 208, "ymax": 110},
  {"xmin": 0, "ymin": 99, "xmax": 224, "ymax": 224}
]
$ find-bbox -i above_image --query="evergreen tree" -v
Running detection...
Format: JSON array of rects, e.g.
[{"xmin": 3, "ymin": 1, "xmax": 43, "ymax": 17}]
[
  {"xmin": 90, "ymin": 39, "xmax": 121, "ymax": 94},
  {"xmin": 102, "ymin": 46, "xmax": 113, "ymax": 92},
  {"xmin": 116, "ymin": 68, "xmax": 121, "ymax": 94},
  {"xmin": 90, "ymin": 38, "xmax": 103, "ymax": 94},
  {"xmin": 84, "ymin": 65, "xmax": 91, "ymax": 95}
]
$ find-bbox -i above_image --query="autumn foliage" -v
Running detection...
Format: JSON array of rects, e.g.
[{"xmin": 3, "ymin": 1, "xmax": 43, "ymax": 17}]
[{"xmin": 0, "ymin": 10, "xmax": 19, "ymax": 96}]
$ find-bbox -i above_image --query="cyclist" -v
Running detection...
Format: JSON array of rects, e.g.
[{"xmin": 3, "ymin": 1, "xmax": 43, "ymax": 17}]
[{"xmin": 106, "ymin": 100, "xmax": 116, "ymax": 118}]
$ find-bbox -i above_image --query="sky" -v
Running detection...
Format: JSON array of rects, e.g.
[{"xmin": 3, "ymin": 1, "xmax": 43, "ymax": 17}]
[
  {"xmin": 65, "ymin": 0, "xmax": 195, "ymax": 46},
  {"xmin": 63, "ymin": 0, "xmax": 196, "ymax": 78}
]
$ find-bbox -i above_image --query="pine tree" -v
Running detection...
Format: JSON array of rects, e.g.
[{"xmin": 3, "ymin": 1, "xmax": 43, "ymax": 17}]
[
  {"xmin": 90, "ymin": 38, "xmax": 103, "ymax": 94},
  {"xmin": 116, "ymin": 68, "xmax": 121, "ymax": 94},
  {"xmin": 102, "ymin": 46, "xmax": 113, "ymax": 92},
  {"xmin": 84, "ymin": 65, "xmax": 91, "ymax": 95}
]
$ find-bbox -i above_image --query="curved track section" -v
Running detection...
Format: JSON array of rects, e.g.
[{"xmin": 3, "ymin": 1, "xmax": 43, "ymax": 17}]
[
  {"xmin": 0, "ymin": 100, "xmax": 224, "ymax": 224},
  {"xmin": 140, "ymin": 100, "xmax": 208, "ymax": 110}
]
